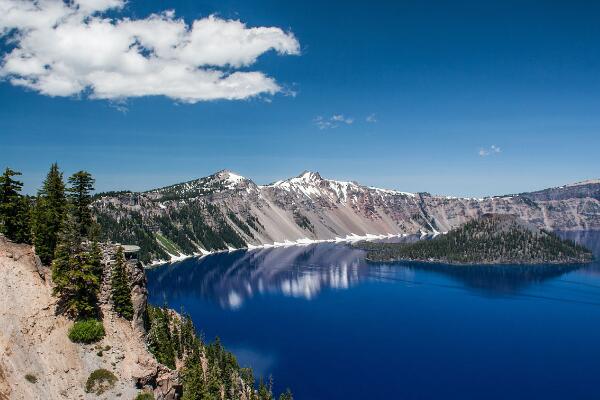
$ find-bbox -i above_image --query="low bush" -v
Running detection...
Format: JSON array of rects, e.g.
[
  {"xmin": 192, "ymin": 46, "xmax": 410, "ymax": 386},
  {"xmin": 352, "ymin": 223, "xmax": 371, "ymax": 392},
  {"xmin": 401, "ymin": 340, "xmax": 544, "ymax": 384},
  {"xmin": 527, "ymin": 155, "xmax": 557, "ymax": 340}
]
[
  {"xmin": 85, "ymin": 368, "xmax": 117, "ymax": 395},
  {"xmin": 24, "ymin": 374, "xmax": 37, "ymax": 383},
  {"xmin": 68, "ymin": 319, "xmax": 105, "ymax": 344}
]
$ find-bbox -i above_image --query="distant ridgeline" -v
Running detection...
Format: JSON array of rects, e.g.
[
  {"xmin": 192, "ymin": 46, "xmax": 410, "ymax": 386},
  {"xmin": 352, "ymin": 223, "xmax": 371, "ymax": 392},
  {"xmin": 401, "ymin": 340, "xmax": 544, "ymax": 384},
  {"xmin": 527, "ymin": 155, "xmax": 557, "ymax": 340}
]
[
  {"xmin": 357, "ymin": 214, "xmax": 593, "ymax": 265},
  {"xmin": 91, "ymin": 170, "xmax": 600, "ymax": 265}
]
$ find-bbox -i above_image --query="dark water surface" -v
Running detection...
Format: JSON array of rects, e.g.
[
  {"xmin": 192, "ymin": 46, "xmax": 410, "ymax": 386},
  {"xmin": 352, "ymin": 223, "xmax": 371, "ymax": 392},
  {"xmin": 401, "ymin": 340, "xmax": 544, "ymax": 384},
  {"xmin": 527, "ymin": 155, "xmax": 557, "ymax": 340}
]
[{"xmin": 147, "ymin": 231, "xmax": 600, "ymax": 399}]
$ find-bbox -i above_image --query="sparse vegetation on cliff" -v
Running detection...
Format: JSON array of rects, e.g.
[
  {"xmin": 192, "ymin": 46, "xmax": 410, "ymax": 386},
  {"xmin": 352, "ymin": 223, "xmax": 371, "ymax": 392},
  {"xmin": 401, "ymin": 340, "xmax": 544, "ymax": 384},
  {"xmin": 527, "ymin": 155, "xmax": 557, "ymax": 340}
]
[
  {"xmin": 68, "ymin": 319, "xmax": 106, "ymax": 344},
  {"xmin": 85, "ymin": 368, "xmax": 117, "ymax": 395}
]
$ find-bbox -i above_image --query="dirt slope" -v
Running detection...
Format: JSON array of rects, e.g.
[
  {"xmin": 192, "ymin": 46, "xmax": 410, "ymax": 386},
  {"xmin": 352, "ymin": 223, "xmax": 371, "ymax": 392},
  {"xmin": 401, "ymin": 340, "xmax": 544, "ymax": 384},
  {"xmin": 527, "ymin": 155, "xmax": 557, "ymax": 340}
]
[{"xmin": 0, "ymin": 236, "xmax": 173, "ymax": 400}]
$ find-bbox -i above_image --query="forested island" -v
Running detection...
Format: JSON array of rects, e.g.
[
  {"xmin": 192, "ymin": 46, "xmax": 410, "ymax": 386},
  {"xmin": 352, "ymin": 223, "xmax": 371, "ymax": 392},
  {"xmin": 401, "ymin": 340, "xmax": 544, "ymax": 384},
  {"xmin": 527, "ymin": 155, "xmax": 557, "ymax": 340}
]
[{"xmin": 357, "ymin": 214, "xmax": 593, "ymax": 265}]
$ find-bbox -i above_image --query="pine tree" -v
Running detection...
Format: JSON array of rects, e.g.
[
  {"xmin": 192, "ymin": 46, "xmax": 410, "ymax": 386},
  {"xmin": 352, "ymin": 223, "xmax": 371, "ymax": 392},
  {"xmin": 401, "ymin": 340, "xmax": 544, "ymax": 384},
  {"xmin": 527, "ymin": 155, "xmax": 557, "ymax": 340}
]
[
  {"xmin": 257, "ymin": 376, "xmax": 274, "ymax": 400},
  {"xmin": 68, "ymin": 171, "xmax": 95, "ymax": 237},
  {"xmin": 13, "ymin": 195, "xmax": 32, "ymax": 244},
  {"xmin": 147, "ymin": 306, "xmax": 176, "ymax": 368},
  {"xmin": 32, "ymin": 163, "xmax": 67, "ymax": 264},
  {"xmin": 111, "ymin": 246, "xmax": 134, "ymax": 320},
  {"xmin": 0, "ymin": 167, "xmax": 31, "ymax": 243},
  {"xmin": 181, "ymin": 348, "xmax": 206, "ymax": 400},
  {"xmin": 51, "ymin": 214, "xmax": 101, "ymax": 319},
  {"xmin": 88, "ymin": 239, "xmax": 103, "ymax": 281}
]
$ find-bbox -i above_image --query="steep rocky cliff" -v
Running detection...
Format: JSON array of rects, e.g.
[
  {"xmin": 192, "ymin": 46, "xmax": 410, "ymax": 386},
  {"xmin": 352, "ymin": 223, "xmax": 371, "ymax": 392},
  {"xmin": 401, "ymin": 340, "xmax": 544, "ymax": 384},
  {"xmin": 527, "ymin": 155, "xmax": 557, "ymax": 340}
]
[
  {"xmin": 92, "ymin": 170, "xmax": 600, "ymax": 263},
  {"xmin": 0, "ymin": 236, "xmax": 178, "ymax": 400}
]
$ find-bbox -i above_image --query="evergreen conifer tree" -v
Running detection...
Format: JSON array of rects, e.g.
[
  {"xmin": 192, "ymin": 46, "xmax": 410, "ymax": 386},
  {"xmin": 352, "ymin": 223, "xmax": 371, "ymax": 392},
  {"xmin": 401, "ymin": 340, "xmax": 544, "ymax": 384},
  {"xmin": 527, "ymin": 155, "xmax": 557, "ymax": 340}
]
[
  {"xmin": 147, "ymin": 306, "xmax": 176, "ymax": 368},
  {"xmin": 257, "ymin": 377, "xmax": 274, "ymax": 400},
  {"xmin": 32, "ymin": 163, "xmax": 67, "ymax": 264},
  {"xmin": 67, "ymin": 171, "xmax": 95, "ymax": 237},
  {"xmin": 181, "ymin": 348, "xmax": 205, "ymax": 400},
  {"xmin": 0, "ymin": 167, "xmax": 31, "ymax": 243},
  {"xmin": 279, "ymin": 389, "xmax": 293, "ymax": 400},
  {"xmin": 13, "ymin": 195, "xmax": 32, "ymax": 244},
  {"xmin": 111, "ymin": 246, "xmax": 134, "ymax": 320},
  {"xmin": 51, "ymin": 214, "xmax": 100, "ymax": 319},
  {"xmin": 88, "ymin": 239, "xmax": 103, "ymax": 281}
]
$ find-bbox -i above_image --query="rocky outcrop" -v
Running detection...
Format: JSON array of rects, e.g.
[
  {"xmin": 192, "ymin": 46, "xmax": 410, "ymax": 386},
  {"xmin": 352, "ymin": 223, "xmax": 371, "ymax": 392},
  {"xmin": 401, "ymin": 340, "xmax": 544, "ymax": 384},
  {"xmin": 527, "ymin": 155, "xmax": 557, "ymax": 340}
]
[
  {"xmin": 0, "ymin": 236, "xmax": 180, "ymax": 399},
  {"xmin": 97, "ymin": 244, "xmax": 148, "ymax": 335},
  {"xmin": 92, "ymin": 170, "xmax": 600, "ymax": 263}
]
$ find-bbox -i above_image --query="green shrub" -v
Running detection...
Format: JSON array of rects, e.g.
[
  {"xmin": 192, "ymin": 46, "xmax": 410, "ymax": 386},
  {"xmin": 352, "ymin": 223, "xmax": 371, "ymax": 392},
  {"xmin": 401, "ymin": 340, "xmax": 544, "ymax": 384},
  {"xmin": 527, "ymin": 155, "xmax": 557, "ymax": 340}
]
[
  {"xmin": 24, "ymin": 374, "xmax": 37, "ymax": 383},
  {"xmin": 85, "ymin": 369, "xmax": 117, "ymax": 395},
  {"xmin": 68, "ymin": 319, "xmax": 105, "ymax": 344},
  {"xmin": 135, "ymin": 392, "xmax": 155, "ymax": 400}
]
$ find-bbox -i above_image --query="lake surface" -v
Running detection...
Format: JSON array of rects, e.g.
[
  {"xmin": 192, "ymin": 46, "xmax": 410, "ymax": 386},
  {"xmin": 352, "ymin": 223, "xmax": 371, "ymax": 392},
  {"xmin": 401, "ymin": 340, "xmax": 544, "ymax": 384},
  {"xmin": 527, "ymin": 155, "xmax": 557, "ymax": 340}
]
[{"xmin": 147, "ymin": 231, "xmax": 600, "ymax": 399}]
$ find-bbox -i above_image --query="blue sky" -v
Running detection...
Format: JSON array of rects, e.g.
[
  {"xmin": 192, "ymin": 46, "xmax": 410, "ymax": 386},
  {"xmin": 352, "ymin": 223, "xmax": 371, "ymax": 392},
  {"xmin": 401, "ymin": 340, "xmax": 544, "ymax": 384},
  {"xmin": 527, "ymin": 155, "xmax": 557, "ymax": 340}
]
[{"xmin": 1, "ymin": 0, "xmax": 599, "ymax": 197}]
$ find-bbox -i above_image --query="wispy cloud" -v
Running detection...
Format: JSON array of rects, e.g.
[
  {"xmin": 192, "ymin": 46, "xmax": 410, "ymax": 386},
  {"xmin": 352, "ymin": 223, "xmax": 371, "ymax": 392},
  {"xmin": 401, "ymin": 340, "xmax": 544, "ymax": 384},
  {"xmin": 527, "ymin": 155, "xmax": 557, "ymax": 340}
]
[
  {"xmin": 314, "ymin": 114, "xmax": 354, "ymax": 130},
  {"xmin": 331, "ymin": 114, "xmax": 354, "ymax": 124},
  {"xmin": 366, "ymin": 113, "xmax": 377, "ymax": 123},
  {"xmin": 0, "ymin": 0, "xmax": 300, "ymax": 103},
  {"xmin": 478, "ymin": 144, "xmax": 501, "ymax": 157}
]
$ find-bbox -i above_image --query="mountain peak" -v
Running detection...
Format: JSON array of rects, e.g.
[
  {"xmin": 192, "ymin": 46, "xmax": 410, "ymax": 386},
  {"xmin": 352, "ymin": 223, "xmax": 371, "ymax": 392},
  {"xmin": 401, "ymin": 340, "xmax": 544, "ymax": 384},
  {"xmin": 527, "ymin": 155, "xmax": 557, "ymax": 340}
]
[
  {"xmin": 213, "ymin": 169, "xmax": 246, "ymax": 184},
  {"xmin": 296, "ymin": 171, "xmax": 322, "ymax": 182}
]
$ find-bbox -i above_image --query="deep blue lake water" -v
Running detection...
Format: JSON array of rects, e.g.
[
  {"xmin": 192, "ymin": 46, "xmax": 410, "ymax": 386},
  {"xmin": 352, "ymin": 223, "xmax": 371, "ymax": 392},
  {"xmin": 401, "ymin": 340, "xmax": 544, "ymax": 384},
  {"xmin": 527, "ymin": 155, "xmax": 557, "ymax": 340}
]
[{"xmin": 147, "ymin": 231, "xmax": 600, "ymax": 399}]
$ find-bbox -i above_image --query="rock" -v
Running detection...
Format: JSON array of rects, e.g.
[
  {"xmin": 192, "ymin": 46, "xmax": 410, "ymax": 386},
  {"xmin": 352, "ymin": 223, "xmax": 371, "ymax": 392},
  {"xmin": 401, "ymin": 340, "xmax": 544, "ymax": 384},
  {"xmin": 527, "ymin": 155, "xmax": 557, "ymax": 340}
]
[
  {"xmin": 155, "ymin": 367, "xmax": 182, "ymax": 400},
  {"xmin": 0, "ymin": 237, "xmax": 167, "ymax": 399}
]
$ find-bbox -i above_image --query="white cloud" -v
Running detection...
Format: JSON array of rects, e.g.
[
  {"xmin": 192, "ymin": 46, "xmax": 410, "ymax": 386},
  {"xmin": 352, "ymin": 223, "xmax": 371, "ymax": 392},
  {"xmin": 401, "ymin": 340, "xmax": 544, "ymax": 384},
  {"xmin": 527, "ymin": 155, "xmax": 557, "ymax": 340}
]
[
  {"xmin": 331, "ymin": 114, "xmax": 353, "ymax": 124},
  {"xmin": 0, "ymin": 0, "xmax": 300, "ymax": 102},
  {"xmin": 479, "ymin": 144, "xmax": 501, "ymax": 157},
  {"xmin": 314, "ymin": 114, "xmax": 353, "ymax": 130},
  {"xmin": 366, "ymin": 113, "xmax": 377, "ymax": 123}
]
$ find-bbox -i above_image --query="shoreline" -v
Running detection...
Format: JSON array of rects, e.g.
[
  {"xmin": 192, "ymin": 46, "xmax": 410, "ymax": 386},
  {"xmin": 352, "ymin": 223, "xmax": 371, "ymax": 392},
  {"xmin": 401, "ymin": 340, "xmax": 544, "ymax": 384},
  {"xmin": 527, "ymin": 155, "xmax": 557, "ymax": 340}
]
[
  {"xmin": 145, "ymin": 231, "xmax": 416, "ymax": 268},
  {"xmin": 364, "ymin": 256, "xmax": 594, "ymax": 266}
]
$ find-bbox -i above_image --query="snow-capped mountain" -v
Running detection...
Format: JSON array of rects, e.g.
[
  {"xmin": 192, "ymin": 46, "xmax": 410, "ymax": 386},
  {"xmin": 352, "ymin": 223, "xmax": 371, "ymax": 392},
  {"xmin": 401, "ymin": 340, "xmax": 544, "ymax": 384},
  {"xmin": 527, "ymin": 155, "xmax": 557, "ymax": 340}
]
[
  {"xmin": 92, "ymin": 170, "xmax": 600, "ymax": 263},
  {"xmin": 145, "ymin": 169, "xmax": 258, "ymax": 200}
]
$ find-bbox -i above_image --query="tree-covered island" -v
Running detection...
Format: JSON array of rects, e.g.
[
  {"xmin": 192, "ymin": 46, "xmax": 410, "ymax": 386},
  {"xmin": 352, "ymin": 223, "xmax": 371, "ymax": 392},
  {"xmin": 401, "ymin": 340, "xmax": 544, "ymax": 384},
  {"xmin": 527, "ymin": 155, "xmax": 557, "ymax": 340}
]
[{"xmin": 356, "ymin": 214, "xmax": 593, "ymax": 265}]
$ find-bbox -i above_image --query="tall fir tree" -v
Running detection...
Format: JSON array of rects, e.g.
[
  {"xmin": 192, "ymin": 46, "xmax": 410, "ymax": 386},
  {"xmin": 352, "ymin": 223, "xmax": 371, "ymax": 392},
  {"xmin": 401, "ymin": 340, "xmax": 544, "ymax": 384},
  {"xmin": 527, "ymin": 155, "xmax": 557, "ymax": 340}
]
[
  {"xmin": 181, "ymin": 347, "xmax": 206, "ymax": 400},
  {"xmin": 13, "ymin": 196, "xmax": 32, "ymax": 244},
  {"xmin": 0, "ymin": 167, "xmax": 31, "ymax": 243},
  {"xmin": 111, "ymin": 246, "xmax": 134, "ymax": 320},
  {"xmin": 32, "ymin": 163, "xmax": 67, "ymax": 264},
  {"xmin": 51, "ymin": 214, "xmax": 101, "ymax": 319},
  {"xmin": 67, "ymin": 171, "xmax": 95, "ymax": 237},
  {"xmin": 88, "ymin": 239, "xmax": 103, "ymax": 280}
]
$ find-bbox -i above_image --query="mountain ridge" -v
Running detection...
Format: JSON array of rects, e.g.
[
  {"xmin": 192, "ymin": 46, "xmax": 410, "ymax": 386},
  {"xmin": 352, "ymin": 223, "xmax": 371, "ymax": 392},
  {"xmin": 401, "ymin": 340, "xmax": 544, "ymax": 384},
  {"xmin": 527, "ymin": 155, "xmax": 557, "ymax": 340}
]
[
  {"xmin": 92, "ymin": 171, "xmax": 600, "ymax": 264},
  {"xmin": 110, "ymin": 169, "xmax": 600, "ymax": 201}
]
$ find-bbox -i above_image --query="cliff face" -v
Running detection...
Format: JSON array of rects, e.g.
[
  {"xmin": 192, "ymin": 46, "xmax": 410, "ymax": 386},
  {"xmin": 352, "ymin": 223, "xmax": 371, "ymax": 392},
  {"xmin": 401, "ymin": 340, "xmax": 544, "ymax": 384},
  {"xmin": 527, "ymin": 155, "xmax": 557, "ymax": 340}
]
[
  {"xmin": 92, "ymin": 171, "xmax": 600, "ymax": 263},
  {"xmin": 0, "ymin": 236, "xmax": 178, "ymax": 400}
]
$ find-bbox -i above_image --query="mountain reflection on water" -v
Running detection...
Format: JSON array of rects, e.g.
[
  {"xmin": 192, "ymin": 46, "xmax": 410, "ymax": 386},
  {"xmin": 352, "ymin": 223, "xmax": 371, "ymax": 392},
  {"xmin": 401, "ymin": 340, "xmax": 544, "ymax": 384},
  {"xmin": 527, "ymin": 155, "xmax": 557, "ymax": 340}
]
[
  {"xmin": 148, "ymin": 243, "xmax": 368, "ymax": 309},
  {"xmin": 147, "ymin": 231, "xmax": 599, "ymax": 309}
]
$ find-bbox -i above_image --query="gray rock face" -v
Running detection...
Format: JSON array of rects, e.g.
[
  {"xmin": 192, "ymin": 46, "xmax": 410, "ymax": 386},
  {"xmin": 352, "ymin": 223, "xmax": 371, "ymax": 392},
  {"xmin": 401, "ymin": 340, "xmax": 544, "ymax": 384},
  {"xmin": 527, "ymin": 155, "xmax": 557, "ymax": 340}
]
[
  {"xmin": 518, "ymin": 179, "xmax": 600, "ymax": 201},
  {"xmin": 92, "ymin": 170, "xmax": 600, "ymax": 263}
]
